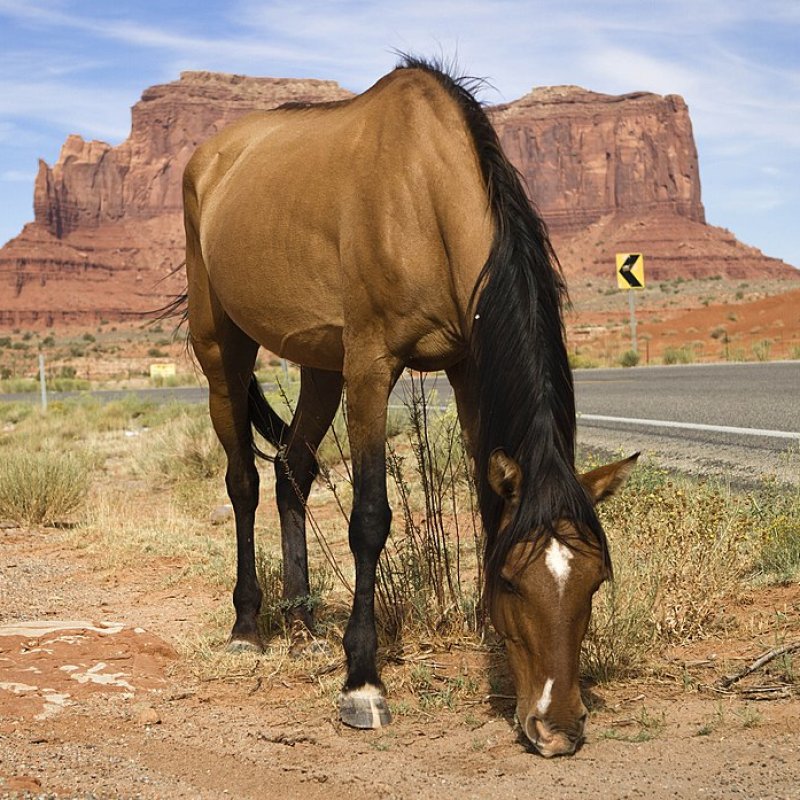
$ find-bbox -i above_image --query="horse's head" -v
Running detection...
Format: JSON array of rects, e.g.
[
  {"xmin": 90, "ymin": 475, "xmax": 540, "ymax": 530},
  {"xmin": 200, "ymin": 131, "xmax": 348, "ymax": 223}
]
[{"xmin": 486, "ymin": 450, "xmax": 638, "ymax": 757}]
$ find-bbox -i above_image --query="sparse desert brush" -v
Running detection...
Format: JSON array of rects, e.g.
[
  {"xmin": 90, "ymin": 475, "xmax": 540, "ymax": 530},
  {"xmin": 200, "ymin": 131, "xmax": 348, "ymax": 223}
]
[
  {"xmin": 0, "ymin": 378, "xmax": 38, "ymax": 394},
  {"xmin": 583, "ymin": 460, "xmax": 754, "ymax": 681},
  {"xmin": 751, "ymin": 476, "xmax": 800, "ymax": 583},
  {"xmin": 0, "ymin": 401, "xmax": 34, "ymax": 426},
  {"xmin": 569, "ymin": 351, "xmax": 600, "ymax": 369},
  {"xmin": 752, "ymin": 339, "xmax": 773, "ymax": 362},
  {"xmin": 3, "ymin": 376, "xmax": 791, "ymax": 706},
  {"xmin": 140, "ymin": 408, "xmax": 226, "ymax": 484},
  {"xmin": 0, "ymin": 396, "xmax": 187, "ymax": 447},
  {"xmin": 662, "ymin": 345, "xmax": 695, "ymax": 365},
  {"xmin": 255, "ymin": 547, "xmax": 334, "ymax": 638},
  {"xmin": 378, "ymin": 392, "xmax": 481, "ymax": 642},
  {"xmin": 619, "ymin": 349, "xmax": 640, "ymax": 368},
  {"xmin": 0, "ymin": 445, "xmax": 91, "ymax": 526},
  {"xmin": 74, "ymin": 491, "xmax": 233, "ymax": 584}
]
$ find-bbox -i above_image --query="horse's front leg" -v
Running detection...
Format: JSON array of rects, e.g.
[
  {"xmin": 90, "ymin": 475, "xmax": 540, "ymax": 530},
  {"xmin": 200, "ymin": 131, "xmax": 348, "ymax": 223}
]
[{"xmin": 339, "ymin": 355, "xmax": 401, "ymax": 729}]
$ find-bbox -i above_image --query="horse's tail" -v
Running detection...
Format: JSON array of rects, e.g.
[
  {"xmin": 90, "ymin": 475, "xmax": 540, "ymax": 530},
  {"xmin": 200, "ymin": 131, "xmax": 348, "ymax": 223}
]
[
  {"xmin": 247, "ymin": 375, "xmax": 288, "ymax": 460},
  {"xmin": 140, "ymin": 262, "xmax": 190, "ymax": 353}
]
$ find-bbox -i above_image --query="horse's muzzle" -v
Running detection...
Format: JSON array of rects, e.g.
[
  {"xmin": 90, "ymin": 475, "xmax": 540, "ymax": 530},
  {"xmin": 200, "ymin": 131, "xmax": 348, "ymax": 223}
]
[{"xmin": 524, "ymin": 714, "xmax": 586, "ymax": 757}]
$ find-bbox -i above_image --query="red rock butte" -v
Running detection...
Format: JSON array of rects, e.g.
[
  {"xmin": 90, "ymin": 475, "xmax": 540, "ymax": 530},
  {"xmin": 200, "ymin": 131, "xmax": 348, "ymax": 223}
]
[{"xmin": 0, "ymin": 70, "xmax": 796, "ymax": 328}]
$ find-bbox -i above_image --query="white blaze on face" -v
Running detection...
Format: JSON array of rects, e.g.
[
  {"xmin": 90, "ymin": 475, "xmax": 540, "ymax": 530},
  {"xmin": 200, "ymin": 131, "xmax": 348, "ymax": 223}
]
[
  {"xmin": 536, "ymin": 677, "xmax": 554, "ymax": 717},
  {"xmin": 545, "ymin": 538, "xmax": 573, "ymax": 596}
]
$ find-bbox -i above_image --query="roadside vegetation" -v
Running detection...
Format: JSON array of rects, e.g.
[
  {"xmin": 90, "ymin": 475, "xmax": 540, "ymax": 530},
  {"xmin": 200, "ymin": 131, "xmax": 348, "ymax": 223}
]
[
  {"xmin": 0, "ymin": 381, "xmax": 797, "ymax": 720},
  {"xmin": 1, "ymin": 274, "xmax": 798, "ymax": 394}
]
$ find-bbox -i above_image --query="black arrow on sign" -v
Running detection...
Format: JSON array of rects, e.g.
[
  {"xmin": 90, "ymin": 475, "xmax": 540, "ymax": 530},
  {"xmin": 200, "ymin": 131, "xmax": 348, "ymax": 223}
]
[{"xmin": 619, "ymin": 254, "xmax": 643, "ymax": 287}]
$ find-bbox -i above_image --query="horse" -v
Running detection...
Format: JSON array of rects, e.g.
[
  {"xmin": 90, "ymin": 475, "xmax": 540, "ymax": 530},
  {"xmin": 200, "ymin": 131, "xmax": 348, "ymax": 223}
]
[{"xmin": 181, "ymin": 56, "xmax": 638, "ymax": 757}]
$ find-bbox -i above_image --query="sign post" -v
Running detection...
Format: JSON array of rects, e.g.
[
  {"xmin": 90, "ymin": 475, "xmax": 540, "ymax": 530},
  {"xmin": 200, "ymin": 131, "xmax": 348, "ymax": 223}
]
[
  {"xmin": 38, "ymin": 352, "xmax": 47, "ymax": 412},
  {"xmin": 616, "ymin": 253, "xmax": 646, "ymax": 354}
]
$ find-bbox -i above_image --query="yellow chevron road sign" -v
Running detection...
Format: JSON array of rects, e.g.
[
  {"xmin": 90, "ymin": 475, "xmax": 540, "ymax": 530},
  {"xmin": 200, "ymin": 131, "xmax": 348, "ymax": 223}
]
[{"xmin": 616, "ymin": 253, "xmax": 645, "ymax": 289}]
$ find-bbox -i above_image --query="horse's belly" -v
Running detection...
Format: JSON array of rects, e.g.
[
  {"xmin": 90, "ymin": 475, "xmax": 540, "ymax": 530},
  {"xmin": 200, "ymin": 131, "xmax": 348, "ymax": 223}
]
[{"xmin": 211, "ymin": 271, "xmax": 345, "ymax": 371}]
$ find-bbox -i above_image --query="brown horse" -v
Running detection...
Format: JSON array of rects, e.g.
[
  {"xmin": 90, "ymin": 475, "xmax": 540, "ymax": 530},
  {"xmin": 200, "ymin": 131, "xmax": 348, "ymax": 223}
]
[{"xmin": 182, "ymin": 56, "xmax": 637, "ymax": 756}]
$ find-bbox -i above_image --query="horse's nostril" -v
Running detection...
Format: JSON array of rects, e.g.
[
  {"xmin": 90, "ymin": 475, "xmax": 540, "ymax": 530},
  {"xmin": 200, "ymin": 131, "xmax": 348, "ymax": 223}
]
[
  {"xmin": 527, "ymin": 716, "xmax": 555, "ymax": 746},
  {"xmin": 525, "ymin": 715, "xmax": 581, "ymax": 757},
  {"xmin": 523, "ymin": 714, "xmax": 539, "ymax": 744}
]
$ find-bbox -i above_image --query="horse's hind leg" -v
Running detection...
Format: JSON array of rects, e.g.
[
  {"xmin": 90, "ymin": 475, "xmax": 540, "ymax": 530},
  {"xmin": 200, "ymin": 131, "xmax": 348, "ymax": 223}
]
[
  {"xmin": 190, "ymin": 315, "xmax": 262, "ymax": 651},
  {"xmin": 274, "ymin": 367, "xmax": 343, "ymax": 639}
]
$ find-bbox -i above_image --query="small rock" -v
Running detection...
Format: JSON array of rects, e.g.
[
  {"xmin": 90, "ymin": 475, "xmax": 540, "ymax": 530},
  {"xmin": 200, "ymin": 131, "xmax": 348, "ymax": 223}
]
[
  {"xmin": 138, "ymin": 707, "xmax": 161, "ymax": 726},
  {"xmin": 6, "ymin": 776, "xmax": 42, "ymax": 792},
  {"xmin": 209, "ymin": 504, "xmax": 234, "ymax": 525}
]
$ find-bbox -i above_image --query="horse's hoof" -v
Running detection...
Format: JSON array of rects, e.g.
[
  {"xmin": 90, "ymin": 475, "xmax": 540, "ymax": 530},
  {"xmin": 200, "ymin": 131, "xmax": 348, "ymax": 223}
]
[
  {"xmin": 226, "ymin": 637, "xmax": 263, "ymax": 654},
  {"xmin": 339, "ymin": 686, "xmax": 392, "ymax": 729}
]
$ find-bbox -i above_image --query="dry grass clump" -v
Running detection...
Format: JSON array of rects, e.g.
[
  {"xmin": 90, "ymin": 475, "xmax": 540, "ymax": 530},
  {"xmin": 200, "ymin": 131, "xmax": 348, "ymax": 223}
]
[
  {"xmin": 583, "ymin": 461, "xmax": 757, "ymax": 681},
  {"xmin": 378, "ymin": 384, "xmax": 482, "ymax": 643},
  {"xmin": 137, "ymin": 407, "xmax": 226, "ymax": 484},
  {"xmin": 74, "ymin": 491, "xmax": 234, "ymax": 586},
  {"xmin": 255, "ymin": 548, "xmax": 335, "ymax": 638},
  {"xmin": 0, "ymin": 445, "xmax": 91, "ymax": 526},
  {"xmin": 751, "ymin": 477, "xmax": 800, "ymax": 583}
]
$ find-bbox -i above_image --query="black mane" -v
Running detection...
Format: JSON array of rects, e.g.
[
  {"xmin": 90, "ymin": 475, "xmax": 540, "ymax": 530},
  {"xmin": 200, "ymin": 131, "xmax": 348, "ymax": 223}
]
[
  {"xmin": 396, "ymin": 55, "xmax": 611, "ymax": 593},
  {"xmin": 275, "ymin": 98, "xmax": 350, "ymax": 112}
]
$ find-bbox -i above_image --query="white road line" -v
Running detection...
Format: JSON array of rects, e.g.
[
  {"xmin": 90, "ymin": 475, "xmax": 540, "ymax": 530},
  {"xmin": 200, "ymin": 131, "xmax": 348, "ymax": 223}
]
[{"xmin": 577, "ymin": 414, "xmax": 800, "ymax": 441}]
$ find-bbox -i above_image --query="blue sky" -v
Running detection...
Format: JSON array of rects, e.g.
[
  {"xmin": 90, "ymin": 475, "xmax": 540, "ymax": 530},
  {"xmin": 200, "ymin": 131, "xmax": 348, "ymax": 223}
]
[{"xmin": 1, "ymin": 0, "xmax": 798, "ymax": 268}]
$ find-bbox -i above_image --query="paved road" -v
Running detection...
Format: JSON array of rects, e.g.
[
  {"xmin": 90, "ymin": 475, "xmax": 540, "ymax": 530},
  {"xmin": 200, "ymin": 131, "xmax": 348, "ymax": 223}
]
[
  {"xmin": 574, "ymin": 362, "xmax": 798, "ymax": 434},
  {"xmin": 573, "ymin": 362, "xmax": 799, "ymax": 485},
  {"xmin": 4, "ymin": 362, "xmax": 797, "ymax": 484}
]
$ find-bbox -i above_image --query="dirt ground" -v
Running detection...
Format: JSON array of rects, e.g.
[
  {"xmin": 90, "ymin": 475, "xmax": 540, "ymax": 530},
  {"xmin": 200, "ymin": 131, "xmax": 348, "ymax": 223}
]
[{"xmin": 1, "ymin": 522, "xmax": 799, "ymax": 800}]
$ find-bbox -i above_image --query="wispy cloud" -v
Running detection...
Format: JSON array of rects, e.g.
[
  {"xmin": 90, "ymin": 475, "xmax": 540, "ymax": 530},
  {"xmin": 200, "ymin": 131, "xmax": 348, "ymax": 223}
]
[
  {"xmin": 0, "ymin": 77, "xmax": 133, "ymax": 142},
  {"xmin": 1, "ymin": 169, "xmax": 35, "ymax": 182},
  {"xmin": 0, "ymin": 0, "xmax": 797, "ymax": 263}
]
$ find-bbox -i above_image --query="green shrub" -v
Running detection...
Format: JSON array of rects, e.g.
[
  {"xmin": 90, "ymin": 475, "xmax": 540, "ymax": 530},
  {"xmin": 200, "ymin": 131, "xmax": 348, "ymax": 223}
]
[
  {"xmin": 620, "ymin": 350, "xmax": 640, "ymax": 368},
  {"xmin": 0, "ymin": 447, "xmax": 91, "ymax": 525},
  {"xmin": 662, "ymin": 346, "xmax": 694, "ymax": 365},
  {"xmin": 752, "ymin": 480, "xmax": 800, "ymax": 582},
  {"xmin": 752, "ymin": 339, "xmax": 772, "ymax": 362},
  {"xmin": 255, "ymin": 548, "xmax": 333, "ymax": 637},
  {"xmin": 569, "ymin": 352, "xmax": 599, "ymax": 369}
]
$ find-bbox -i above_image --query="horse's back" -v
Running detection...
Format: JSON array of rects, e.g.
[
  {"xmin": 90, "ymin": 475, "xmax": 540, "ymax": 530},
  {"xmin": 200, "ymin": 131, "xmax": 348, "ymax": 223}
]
[{"xmin": 184, "ymin": 67, "xmax": 492, "ymax": 371}]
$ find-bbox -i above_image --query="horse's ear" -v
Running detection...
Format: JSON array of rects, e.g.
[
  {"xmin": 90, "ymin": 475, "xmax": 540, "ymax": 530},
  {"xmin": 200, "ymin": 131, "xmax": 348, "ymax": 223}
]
[
  {"xmin": 488, "ymin": 449, "xmax": 522, "ymax": 505},
  {"xmin": 579, "ymin": 452, "xmax": 640, "ymax": 504}
]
